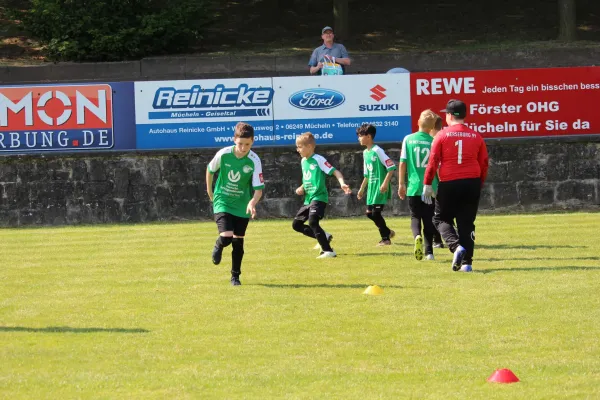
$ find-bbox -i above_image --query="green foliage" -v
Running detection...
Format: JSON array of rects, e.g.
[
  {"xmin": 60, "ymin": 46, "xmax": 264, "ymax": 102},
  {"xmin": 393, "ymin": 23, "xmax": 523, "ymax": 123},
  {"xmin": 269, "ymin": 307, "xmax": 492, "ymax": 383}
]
[{"xmin": 20, "ymin": 0, "xmax": 215, "ymax": 61}]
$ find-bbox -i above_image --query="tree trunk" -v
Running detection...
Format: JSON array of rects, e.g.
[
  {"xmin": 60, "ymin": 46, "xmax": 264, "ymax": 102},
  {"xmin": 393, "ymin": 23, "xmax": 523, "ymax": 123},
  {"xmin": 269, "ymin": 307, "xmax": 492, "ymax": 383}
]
[
  {"xmin": 333, "ymin": 0, "xmax": 349, "ymax": 41},
  {"xmin": 558, "ymin": 0, "xmax": 576, "ymax": 41}
]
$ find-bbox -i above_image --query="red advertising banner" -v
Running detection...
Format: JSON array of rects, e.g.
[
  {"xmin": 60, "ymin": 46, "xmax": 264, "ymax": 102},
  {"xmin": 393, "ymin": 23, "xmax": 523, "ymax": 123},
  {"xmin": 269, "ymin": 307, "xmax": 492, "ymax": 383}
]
[{"xmin": 410, "ymin": 66, "xmax": 600, "ymax": 138}]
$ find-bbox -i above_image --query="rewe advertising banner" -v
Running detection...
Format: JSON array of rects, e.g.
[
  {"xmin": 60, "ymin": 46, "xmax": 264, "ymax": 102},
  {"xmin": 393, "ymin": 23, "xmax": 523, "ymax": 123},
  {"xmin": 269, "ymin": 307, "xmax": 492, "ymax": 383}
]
[
  {"xmin": 0, "ymin": 82, "xmax": 135, "ymax": 153},
  {"xmin": 410, "ymin": 66, "xmax": 600, "ymax": 138}
]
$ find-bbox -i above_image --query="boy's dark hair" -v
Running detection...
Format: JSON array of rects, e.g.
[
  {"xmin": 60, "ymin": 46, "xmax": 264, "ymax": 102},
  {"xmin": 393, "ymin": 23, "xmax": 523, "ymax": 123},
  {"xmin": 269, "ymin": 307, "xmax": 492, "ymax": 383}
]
[
  {"xmin": 356, "ymin": 124, "xmax": 376, "ymax": 138},
  {"xmin": 434, "ymin": 116, "xmax": 443, "ymax": 131},
  {"xmin": 234, "ymin": 122, "xmax": 254, "ymax": 139}
]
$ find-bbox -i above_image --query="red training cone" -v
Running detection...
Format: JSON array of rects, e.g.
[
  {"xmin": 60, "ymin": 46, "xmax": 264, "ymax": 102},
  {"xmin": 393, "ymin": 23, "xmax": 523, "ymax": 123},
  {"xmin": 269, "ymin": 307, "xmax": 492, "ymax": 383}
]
[{"xmin": 487, "ymin": 368, "xmax": 520, "ymax": 383}]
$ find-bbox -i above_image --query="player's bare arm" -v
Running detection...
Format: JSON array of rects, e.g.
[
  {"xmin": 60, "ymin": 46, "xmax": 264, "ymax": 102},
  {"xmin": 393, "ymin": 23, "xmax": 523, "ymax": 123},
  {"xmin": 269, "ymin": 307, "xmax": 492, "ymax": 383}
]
[
  {"xmin": 206, "ymin": 169, "xmax": 214, "ymax": 202},
  {"xmin": 333, "ymin": 170, "xmax": 352, "ymax": 194},
  {"xmin": 357, "ymin": 178, "xmax": 368, "ymax": 200}
]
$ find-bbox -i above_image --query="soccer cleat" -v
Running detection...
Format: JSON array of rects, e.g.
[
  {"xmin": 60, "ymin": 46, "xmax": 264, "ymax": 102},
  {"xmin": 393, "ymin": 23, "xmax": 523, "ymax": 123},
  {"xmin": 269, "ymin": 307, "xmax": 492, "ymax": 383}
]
[
  {"xmin": 316, "ymin": 250, "xmax": 337, "ymax": 259},
  {"xmin": 377, "ymin": 239, "xmax": 392, "ymax": 246},
  {"xmin": 425, "ymin": 254, "xmax": 435, "ymax": 260},
  {"xmin": 433, "ymin": 241, "xmax": 444, "ymax": 249},
  {"xmin": 414, "ymin": 235, "xmax": 424, "ymax": 260},
  {"xmin": 313, "ymin": 232, "xmax": 333, "ymax": 250},
  {"xmin": 230, "ymin": 276, "xmax": 241, "ymax": 286},
  {"xmin": 212, "ymin": 244, "xmax": 223, "ymax": 265},
  {"xmin": 452, "ymin": 246, "xmax": 466, "ymax": 271},
  {"xmin": 459, "ymin": 264, "xmax": 473, "ymax": 272}
]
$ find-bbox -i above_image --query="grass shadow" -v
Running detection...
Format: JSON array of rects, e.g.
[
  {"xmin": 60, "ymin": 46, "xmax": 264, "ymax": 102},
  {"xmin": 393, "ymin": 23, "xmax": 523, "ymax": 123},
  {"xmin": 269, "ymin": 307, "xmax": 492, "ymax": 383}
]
[
  {"xmin": 475, "ymin": 266, "xmax": 600, "ymax": 274},
  {"xmin": 253, "ymin": 283, "xmax": 407, "ymax": 289},
  {"xmin": 355, "ymin": 252, "xmax": 409, "ymax": 257},
  {"xmin": 477, "ymin": 244, "xmax": 587, "ymax": 250},
  {"xmin": 0, "ymin": 326, "xmax": 150, "ymax": 333},
  {"xmin": 486, "ymin": 256, "xmax": 599, "ymax": 262}
]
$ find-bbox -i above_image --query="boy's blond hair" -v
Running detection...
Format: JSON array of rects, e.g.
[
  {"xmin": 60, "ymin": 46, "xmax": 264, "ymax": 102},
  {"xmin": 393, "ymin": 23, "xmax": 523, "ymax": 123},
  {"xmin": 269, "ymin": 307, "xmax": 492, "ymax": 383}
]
[
  {"xmin": 418, "ymin": 109, "xmax": 438, "ymax": 132},
  {"xmin": 296, "ymin": 132, "xmax": 316, "ymax": 146}
]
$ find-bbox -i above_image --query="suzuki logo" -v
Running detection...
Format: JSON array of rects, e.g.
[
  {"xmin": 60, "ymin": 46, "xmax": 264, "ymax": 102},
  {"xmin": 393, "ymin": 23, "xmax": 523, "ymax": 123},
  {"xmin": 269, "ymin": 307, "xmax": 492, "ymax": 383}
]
[
  {"xmin": 228, "ymin": 170, "xmax": 241, "ymax": 182},
  {"xmin": 370, "ymin": 85, "xmax": 387, "ymax": 102},
  {"xmin": 303, "ymin": 171, "xmax": 312, "ymax": 180}
]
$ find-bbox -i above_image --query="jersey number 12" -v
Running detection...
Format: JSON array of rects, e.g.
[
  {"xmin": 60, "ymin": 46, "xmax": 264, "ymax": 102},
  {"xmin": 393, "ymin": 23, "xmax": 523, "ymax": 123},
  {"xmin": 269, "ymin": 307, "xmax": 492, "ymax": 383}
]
[{"xmin": 414, "ymin": 147, "xmax": 430, "ymax": 168}]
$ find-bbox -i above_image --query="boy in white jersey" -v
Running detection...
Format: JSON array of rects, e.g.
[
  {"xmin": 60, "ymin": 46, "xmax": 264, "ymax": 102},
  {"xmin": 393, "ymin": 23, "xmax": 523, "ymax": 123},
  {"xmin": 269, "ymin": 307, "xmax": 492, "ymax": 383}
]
[
  {"xmin": 293, "ymin": 132, "xmax": 352, "ymax": 258},
  {"xmin": 206, "ymin": 122, "xmax": 265, "ymax": 286},
  {"xmin": 355, "ymin": 124, "xmax": 397, "ymax": 246}
]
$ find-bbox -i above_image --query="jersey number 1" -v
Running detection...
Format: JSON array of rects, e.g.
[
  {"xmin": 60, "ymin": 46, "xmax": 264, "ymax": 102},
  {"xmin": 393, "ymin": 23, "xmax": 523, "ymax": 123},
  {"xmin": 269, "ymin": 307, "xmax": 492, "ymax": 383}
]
[{"xmin": 455, "ymin": 140, "xmax": 463, "ymax": 164}]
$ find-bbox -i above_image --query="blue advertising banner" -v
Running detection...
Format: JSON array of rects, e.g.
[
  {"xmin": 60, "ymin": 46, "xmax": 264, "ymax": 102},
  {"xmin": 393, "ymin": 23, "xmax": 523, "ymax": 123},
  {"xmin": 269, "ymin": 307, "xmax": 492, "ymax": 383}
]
[
  {"xmin": 0, "ymin": 82, "xmax": 135, "ymax": 154},
  {"xmin": 272, "ymin": 74, "xmax": 411, "ymax": 145},
  {"xmin": 134, "ymin": 78, "xmax": 276, "ymax": 149},
  {"xmin": 134, "ymin": 74, "xmax": 411, "ymax": 150}
]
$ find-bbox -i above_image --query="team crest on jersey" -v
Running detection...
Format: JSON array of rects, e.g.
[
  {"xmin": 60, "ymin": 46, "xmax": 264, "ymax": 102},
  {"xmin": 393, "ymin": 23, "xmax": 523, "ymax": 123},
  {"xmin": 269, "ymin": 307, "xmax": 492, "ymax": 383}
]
[
  {"xmin": 228, "ymin": 170, "xmax": 241, "ymax": 182},
  {"xmin": 371, "ymin": 155, "xmax": 377, "ymax": 162},
  {"xmin": 243, "ymin": 165, "xmax": 253, "ymax": 173},
  {"xmin": 303, "ymin": 170, "xmax": 312, "ymax": 180},
  {"xmin": 309, "ymin": 163, "xmax": 317, "ymax": 170}
]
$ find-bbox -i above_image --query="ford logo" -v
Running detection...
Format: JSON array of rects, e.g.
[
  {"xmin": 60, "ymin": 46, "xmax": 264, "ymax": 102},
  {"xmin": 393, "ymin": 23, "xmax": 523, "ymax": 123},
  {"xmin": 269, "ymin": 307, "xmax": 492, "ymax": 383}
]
[{"xmin": 289, "ymin": 88, "xmax": 345, "ymax": 110}]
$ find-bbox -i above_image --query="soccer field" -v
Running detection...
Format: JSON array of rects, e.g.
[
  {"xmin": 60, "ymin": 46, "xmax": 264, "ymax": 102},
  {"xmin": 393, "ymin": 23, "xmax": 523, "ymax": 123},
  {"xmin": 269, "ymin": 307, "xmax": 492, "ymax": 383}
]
[{"xmin": 1, "ymin": 212, "xmax": 599, "ymax": 399}]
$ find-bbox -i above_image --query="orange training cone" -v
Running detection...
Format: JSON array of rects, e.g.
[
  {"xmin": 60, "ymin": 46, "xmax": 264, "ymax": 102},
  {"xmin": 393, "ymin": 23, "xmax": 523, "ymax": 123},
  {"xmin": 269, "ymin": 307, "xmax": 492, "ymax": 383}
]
[{"xmin": 487, "ymin": 369, "xmax": 520, "ymax": 383}]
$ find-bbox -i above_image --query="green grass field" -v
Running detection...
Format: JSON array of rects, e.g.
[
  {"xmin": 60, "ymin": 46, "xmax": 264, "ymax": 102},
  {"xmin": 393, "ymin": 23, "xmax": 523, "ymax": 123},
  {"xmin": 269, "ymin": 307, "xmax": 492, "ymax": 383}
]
[{"xmin": 1, "ymin": 213, "xmax": 599, "ymax": 399}]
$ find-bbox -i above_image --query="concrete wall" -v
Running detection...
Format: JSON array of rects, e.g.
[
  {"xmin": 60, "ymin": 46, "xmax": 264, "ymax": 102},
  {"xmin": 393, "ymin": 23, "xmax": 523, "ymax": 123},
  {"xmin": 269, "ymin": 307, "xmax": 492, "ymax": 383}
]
[
  {"xmin": 1, "ymin": 47, "xmax": 599, "ymax": 84},
  {"xmin": 1, "ymin": 139, "xmax": 598, "ymax": 227}
]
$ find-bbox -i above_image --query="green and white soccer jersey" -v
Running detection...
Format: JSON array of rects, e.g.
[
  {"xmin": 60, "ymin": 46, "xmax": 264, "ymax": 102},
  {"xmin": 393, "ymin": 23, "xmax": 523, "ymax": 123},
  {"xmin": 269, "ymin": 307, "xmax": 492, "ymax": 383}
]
[
  {"xmin": 208, "ymin": 146, "xmax": 265, "ymax": 218},
  {"xmin": 301, "ymin": 154, "xmax": 336, "ymax": 205},
  {"xmin": 363, "ymin": 145, "xmax": 397, "ymax": 205},
  {"xmin": 400, "ymin": 131, "xmax": 439, "ymax": 196}
]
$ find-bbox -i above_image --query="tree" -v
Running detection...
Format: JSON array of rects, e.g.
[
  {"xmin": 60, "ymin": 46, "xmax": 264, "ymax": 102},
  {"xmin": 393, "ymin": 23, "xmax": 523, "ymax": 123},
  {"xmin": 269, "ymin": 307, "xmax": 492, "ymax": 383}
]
[
  {"xmin": 333, "ymin": 0, "xmax": 348, "ymax": 41},
  {"xmin": 558, "ymin": 0, "xmax": 576, "ymax": 41},
  {"xmin": 19, "ymin": 0, "xmax": 216, "ymax": 61}
]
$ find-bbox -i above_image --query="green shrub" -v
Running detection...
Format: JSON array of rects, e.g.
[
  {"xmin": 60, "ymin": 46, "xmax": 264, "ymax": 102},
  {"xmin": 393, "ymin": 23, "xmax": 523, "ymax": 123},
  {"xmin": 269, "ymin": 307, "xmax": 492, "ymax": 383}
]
[{"xmin": 21, "ymin": 0, "xmax": 215, "ymax": 61}]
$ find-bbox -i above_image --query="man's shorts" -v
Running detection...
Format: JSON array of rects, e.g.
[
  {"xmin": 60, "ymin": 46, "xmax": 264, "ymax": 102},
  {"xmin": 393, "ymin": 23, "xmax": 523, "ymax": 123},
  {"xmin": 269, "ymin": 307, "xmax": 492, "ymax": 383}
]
[
  {"xmin": 294, "ymin": 201, "xmax": 327, "ymax": 221},
  {"xmin": 214, "ymin": 212, "xmax": 250, "ymax": 236},
  {"xmin": 366, "ymin": 204, "xmax": 385, "ymax": 213}
]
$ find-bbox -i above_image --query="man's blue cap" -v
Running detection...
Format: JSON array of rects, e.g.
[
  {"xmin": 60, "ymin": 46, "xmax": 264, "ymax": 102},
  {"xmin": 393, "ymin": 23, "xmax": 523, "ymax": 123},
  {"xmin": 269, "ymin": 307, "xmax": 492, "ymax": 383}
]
[{"xmin": 322, "ymin": 26, "xmax": 334, "ymax": 34}]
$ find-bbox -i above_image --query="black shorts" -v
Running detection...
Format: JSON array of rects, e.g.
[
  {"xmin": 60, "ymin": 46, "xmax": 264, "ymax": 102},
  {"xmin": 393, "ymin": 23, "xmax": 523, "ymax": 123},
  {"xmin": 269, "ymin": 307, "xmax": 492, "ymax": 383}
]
[
  {"xmin": 214, "ymin": 212, "xmax": 250, "ymax": 236},
  {"xmin": 294, "ymin": 201, "xmax": 327, "ymax": 221},
  {"xmin": 367, "ymin": 204, "xmax": 385, "ymax": 213}
]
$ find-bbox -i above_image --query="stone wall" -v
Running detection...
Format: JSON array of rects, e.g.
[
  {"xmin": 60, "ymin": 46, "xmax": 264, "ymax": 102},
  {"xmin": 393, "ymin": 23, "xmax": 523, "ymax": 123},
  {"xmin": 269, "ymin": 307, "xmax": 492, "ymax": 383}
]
[{"xmin": 1, "ymin": 139, "xmax": 598, "ymax": 226}]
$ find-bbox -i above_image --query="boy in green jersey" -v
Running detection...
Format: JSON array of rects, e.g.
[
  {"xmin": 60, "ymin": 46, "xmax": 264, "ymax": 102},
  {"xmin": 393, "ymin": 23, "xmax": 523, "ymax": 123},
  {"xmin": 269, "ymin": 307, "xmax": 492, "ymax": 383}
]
[
  {"xmin": 293, "ymin": 132, "xmax": 352, "ymax": 259},
  {"xmin": 398, "ymin": 110, "xmax": 440, "ymax": 261},
  {"xmin": 355, "ymin": 124, "xmax": 397, "ymax": 246},
  {"xmin": 206, "ymin": 122, "xmax": 265, "ymax": 286}
]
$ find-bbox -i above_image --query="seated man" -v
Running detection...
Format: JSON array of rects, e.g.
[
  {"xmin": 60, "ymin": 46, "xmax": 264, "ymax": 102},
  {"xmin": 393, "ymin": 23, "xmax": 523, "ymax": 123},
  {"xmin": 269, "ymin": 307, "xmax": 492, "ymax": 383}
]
[{"xmin": 308, "ymin": 26, "xmax": 351, "ymax": 75}]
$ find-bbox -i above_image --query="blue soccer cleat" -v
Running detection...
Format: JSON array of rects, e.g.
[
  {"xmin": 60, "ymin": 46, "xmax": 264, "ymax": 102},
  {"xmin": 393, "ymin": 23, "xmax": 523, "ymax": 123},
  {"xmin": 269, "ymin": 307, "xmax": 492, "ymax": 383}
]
[{"xmin": 452, "ymin": 245, "xmax": 466, "ymax": 271}]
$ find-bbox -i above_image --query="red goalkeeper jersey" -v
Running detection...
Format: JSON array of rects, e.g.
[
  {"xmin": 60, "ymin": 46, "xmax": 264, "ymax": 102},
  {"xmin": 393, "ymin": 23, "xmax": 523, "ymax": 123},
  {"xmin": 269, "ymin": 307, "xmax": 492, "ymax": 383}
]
[{"xmin": 424, "ymin": 124, "xmax": 489, "ymax": 184}]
